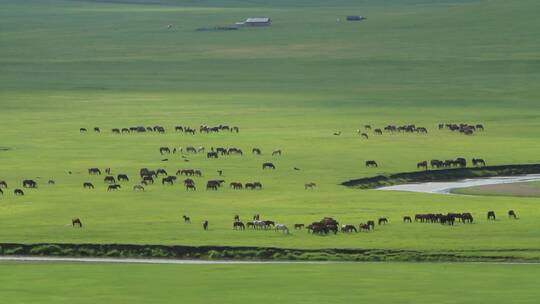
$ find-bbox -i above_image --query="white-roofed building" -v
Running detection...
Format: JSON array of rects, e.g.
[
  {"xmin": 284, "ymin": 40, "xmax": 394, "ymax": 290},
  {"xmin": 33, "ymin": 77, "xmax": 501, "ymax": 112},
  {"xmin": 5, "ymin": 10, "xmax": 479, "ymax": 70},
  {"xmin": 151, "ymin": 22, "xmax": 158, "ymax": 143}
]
[{"xmin": 243, "ymin": 17, "xmax": 272, "ymax": 26}]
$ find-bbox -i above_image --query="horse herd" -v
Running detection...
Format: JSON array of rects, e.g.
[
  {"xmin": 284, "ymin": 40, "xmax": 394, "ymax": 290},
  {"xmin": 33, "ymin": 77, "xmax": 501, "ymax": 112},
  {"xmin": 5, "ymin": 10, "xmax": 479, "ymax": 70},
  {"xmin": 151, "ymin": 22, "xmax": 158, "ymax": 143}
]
[
  {"xmin": 169, "ymin": 209, "xmax": 517, "ymax": 235},
  {"xmin": 80, "ymin": 124, "xmax": 240, "ymax": 135},
  {"xmin": 158, "ymin": 146, "xmax": 282, "ymax": 160},
  {"xmin": 416, "ymin": 158, "xmax": 486, "ymax": 170},
  {"xmin": 347, "ymin": 122, "xmax": 484, "ymax": 139},
  {"xmin": 439, "ymin": 123, "xmax": 484, "ymax": 135},
  {"xmin": 0, "ymin": 179, "xmax": 45, "ymax": 196},
  {"xmin": 84, "ymin": 167, "xmax": 266, "ymax": 192}
]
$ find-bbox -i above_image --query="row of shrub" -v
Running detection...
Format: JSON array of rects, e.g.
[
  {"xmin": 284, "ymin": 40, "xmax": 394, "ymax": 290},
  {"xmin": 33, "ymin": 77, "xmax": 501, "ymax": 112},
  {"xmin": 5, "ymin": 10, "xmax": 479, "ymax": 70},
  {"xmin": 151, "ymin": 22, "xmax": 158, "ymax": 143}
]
[
  {"xmin": 0, "ymin": 243, "xmax": 535, "ymax": 262},
  {"xmin": 341, "ymin": 163, "xmax": 540, "ymax": 189}
]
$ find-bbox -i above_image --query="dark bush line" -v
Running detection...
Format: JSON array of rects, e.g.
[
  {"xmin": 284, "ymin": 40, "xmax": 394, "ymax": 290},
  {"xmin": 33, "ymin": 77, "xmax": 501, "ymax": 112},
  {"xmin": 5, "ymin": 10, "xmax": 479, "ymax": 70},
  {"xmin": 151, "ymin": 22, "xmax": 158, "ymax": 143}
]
[
  {"xmin": 341, "ymin": 164, "xmax": 540, "ymax": 189},
  {"xmin": 0, "ymin": 243, "xmax": 537, "ymax": 262}
]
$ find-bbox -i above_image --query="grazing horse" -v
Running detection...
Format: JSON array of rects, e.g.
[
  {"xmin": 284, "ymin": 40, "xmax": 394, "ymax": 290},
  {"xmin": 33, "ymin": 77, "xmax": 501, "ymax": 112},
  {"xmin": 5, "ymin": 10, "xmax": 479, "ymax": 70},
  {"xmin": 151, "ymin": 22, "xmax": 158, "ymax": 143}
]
[
  {"xmin": 262, "ymin": 162, "xmax": 275, "ymax": 170},
  {"xmin": 162, "ymin": 176, "xmax": 176, "ymax": 185},
  {"xmin": 341, "ymin": 224, "xmax": 357, "ymax": 233},
  {"xmin": 374, "ymin": 129, "xmax": 382, "ymax": 135},
  {"xmin": 417, "ymin": 161, "xmax": 428, "ymax": 170},
  {"xmin": 360, "ymin": 133, "xmax": 368, "ymax": 139},
  {"xmin": 487, "ymin": 211, "xmax": 496, "ymax": 220},
  {"xmin": 48, "ymin": 180, "xmax": 55, "ymax": 185},
  {"xmin": 294, "ymin": 224, "xmax": 304, "ymax": 230},
  {"xmin": 72, "ymin": 218, "xmax": 82, "ymax": 228},
  {"xmin": 206, "ymin": 180, "xmax": 221, "ymax": 190},
  {"xmin": 107, "ymin": 184, "xmax": 121, "ymax": 191},
  {"xmin": 104, "ymin": 176, "xmax": 116, "ymax": 184},
  {"xmin": 233, "ymin": 222, "xmax": 245, "ymax": 230},
  {"xmin": 358, "ymin": 223, "xmax": 370, "ymax": 232},
  {"xmin": 403, "ymin": 216, "xmax": 412, "ymax": 223},
  {"xmin": 207, "ymin": 152, "xmax": 218, "ymax": 159},
  {"xmin": 156, "ymin": 169, "xmax": 168, "ymax": 176},
  {"xmin": 367, "ymin": 220, "xmax": 375, "ymax": 230},
  {"xmin": 365, "ymin": 160, "xmax": 378, "ymax": 168},
  {"xmin": 230, "ymin": 182, "xmax": 243, "ymax": 190},
  {"xmin": 202, "ymin": 220, "xmax": 209, "ymax": 230},
  {"xmin": 94, "ymin": 127, "xmax": 100, "ymax": 132},
  {"xmin": 472, "ymin": 158, "xmax": 486, "ymax": 167},
  {"xmin": 252, "ymin": 148, "xmax": 261, "ymax": 155},
  {"xmin": 185, "ymin": 184, "xmax": 196, "ymax": 191},
  {"xmin": 22, "ymin": 179, "xmax": 37, "ymax": 188},
  {"xmin": 183, "ymin": 215, "xmax": 191, "ymax": 223},
  {"xmin": 14, "ymin": 188, "xmax": 24, "ymax": 196},
  {"xmin": 83, "ymin": 182, "xmax": 94, "ymax": 189},
  {"xmin": 304, "ymin": 182, "xmax": 316, "ymax": 189},
  {"xmin": 133, "ymin": 185, "xmax": 145, "ymax": 191},
  {"xmin": 462, "ymin": 213, "xmax": 474, "ymax": 223},
  {"xmin": 333, "ymin": 131, "xmax": 341, "ymax": 136},
  {"xmin": 0, "ymin": 181, "xmax": 7, "ymax": 188},
  {"xmin": 117, "ymin": 174, "xmax": 129, "ymax": 182},
  {"xmin": 272, "ymin": 150, "xmax": 282, "ymax": 156},
  {"xmin": 80, "ymin": 128, "xmax": 87, "ymax": 133},
  {"xmin": 275, "ymin": 224, "xmax": 290, "ymax": 234},
  {"xmin": 508, "ymin": 210, "xmax": 518, "ymax": 219},
  {"xmin": 378, "ymin": 217, "xmax": 388, "ymax": 225}
]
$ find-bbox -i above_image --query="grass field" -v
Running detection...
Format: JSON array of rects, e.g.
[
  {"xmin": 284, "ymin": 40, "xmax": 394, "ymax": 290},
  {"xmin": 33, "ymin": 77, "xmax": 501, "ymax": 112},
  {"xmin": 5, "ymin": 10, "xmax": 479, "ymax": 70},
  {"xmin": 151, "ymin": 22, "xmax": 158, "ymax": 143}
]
[
  {"xmin": 1, "ymin": 0, "xmax": 540, "ymax": 259},
  {"xmin": 2, "ymin": 262, "xmax": 540, "ymax": 303},
  {"xmin": 453, "ymin": 181, "xmax": 540, "ymax": 197}
]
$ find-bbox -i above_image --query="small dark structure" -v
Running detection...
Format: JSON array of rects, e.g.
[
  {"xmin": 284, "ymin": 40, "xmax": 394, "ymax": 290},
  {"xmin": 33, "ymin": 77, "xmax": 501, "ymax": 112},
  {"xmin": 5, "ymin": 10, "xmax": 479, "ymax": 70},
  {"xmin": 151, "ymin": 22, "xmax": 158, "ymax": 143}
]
[{"xmin": 346, "ymin": 16, "xmax": 367, "ymax": 21}]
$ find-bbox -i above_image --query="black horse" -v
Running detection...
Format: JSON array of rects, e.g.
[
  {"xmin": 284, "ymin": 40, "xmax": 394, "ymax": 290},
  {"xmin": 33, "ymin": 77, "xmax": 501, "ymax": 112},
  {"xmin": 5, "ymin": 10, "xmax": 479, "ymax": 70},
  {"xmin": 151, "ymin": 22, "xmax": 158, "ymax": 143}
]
[
  {"xmin": 487, "ymin": 211, "xmax": 496, "ymax": 220},
  {"xmin": 72, "ymin": 218, "xmax": 83, "ymax": 228},
  {"xmin": 365, "ymin": 160, "xmax": 378, "ymax": 168},
  {"xmin": 262, "ymin": 162, "xmax": 275, "ymax": 170}
]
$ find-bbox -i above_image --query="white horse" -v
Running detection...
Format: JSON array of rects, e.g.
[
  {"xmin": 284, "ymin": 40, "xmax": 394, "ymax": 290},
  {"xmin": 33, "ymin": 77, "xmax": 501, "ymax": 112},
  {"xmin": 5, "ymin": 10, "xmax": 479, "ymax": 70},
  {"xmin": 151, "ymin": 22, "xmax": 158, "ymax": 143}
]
[{"xmin": 275, "ymin": 224, "xmax": 289, "ymax": 234}]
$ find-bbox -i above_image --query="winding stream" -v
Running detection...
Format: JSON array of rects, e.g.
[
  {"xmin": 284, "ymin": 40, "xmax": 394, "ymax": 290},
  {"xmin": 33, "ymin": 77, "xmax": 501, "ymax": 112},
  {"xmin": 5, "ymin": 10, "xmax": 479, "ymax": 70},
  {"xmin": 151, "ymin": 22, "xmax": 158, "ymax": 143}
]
[{"xmin": 377, "ymin": 174, "xmax": 540, "ymax": 194}]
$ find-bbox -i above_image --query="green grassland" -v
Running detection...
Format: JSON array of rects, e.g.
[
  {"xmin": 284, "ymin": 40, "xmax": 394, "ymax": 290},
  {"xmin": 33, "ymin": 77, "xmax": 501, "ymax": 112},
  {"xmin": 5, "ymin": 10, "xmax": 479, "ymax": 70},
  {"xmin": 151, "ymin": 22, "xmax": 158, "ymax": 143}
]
[
  {"xmin": 1, "ymin": 0, "xmax": 540, "ymax": 259},
  {"xmin": 1, "ymin": 262, "xmax": 540, "ymax": 304}
]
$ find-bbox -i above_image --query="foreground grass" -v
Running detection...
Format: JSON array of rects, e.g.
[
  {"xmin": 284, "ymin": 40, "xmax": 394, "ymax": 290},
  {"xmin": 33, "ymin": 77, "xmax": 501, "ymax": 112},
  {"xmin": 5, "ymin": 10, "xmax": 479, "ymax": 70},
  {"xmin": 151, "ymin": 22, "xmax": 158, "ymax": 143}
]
[{"xmin": 1, "ymin": 262, "xmax": 539, "ymax": 303}]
